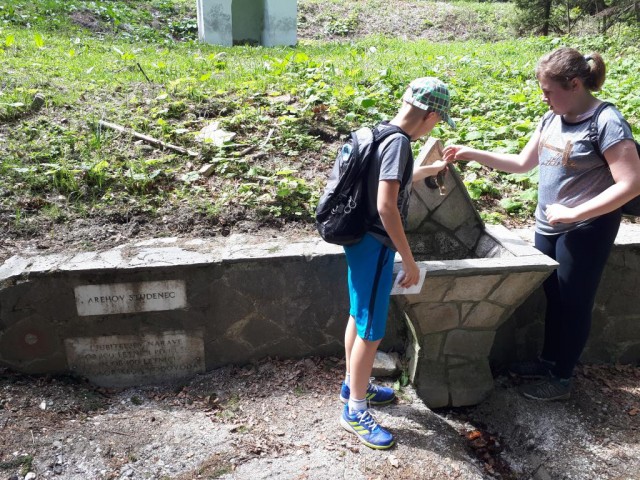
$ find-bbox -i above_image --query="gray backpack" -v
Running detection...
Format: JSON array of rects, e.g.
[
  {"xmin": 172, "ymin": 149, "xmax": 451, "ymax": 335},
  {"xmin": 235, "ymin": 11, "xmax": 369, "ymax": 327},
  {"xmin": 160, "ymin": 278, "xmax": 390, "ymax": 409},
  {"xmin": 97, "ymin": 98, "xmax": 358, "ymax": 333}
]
[{"xmin": 588, "ymin": 101, "xmax": 640, "ymax": 217}]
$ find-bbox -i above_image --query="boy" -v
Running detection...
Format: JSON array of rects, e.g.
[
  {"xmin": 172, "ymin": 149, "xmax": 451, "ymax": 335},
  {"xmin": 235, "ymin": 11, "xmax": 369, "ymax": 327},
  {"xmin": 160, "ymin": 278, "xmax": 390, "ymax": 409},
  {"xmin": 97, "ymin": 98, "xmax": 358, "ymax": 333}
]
[{"xmin": 340, "ymin": 77, "xmax": 455, "ymax": 449}]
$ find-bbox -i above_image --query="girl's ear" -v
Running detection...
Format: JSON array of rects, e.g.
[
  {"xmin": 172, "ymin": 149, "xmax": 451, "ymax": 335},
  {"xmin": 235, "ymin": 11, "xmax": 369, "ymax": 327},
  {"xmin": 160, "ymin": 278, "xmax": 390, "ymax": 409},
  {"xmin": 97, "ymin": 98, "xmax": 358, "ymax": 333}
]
[{"xmin": 570, "ymin": 77, "xmax": 581, "ymax": 91}]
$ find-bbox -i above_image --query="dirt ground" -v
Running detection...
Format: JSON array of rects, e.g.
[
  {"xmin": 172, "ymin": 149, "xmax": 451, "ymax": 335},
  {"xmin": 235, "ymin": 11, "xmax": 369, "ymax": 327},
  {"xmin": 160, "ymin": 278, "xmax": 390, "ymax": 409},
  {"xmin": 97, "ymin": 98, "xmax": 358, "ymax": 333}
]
[
  {"xmin": 1, "ymin": 357, "xmax": 639, "ymax": 480},
  {"xmin": 2, "ymin": 2, "xmax": 639, "ymax": 479}
]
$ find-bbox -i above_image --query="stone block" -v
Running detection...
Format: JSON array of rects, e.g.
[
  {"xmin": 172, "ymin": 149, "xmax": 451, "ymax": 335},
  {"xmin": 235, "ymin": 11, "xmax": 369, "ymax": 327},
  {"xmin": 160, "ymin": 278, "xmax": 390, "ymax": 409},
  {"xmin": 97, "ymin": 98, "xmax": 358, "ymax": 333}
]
[
  {"xmin": 475, "ymin": 233, "xmax": 499, "ymax": 258},
  {"xmin": 0, "ymin": 255, "xmax": 31, "ymax": 283},
  {"xmin": 455, "ymin": 219, "xmax": 484, "ymax": 251},
  {"xmin": 444, "ymin": 330, "xmax": 496, "ymax": 358},
  {"xmin": 402, "ymin": 276, "xmax": 452, "ymax": 305},
  {"xmin": 413, "ymin": 302, "xmax": 459, "ymax": 334},
  {"xmin": 463, "ymin": 301, "xmax": 505, "ymax": 329},
  {"xmin": 415, "ymin": 359, "xmax": 449, "ymax": 408},
  {"xmin": 421, "ymin": 333, "xmax": 445, "ymax": 361},
  {"xmin": 618, "ymin": 343, "xmax": 640, "ymax": 364},
  {"xmin": 407, "ymin": 231, "xmax": 470, "ymax": 260},
  {"xmin": 601, "ymin": 315, "xmax": 640, "ymax": 345},
  {"xmin": 431, "ymin": 187, "xmax": 480, "ymax": 233},
  {"xmin": 406, "ymin": 193, "xmax": 430, "ymax": 232},
  {"xmin": 412, "ymin": 177, "xmax": 447, "ymax": 212},
  {"xmin": 372, "ymin": 351, "xmax": 401, "ymax": 377},
  {"xmin": 444, "ymin": 274, "xmax": 503, "ymax": 302},
  {"xmin": 0, "ymin": 315, "xmax": 59, "ymax": 362},
  {"xmin": 448, "ymin": 360, "xmax": 494, "ymax": 407},
  {"xmin": 489, "ymin": 271, "xmax": 548, "ymax": 306}
]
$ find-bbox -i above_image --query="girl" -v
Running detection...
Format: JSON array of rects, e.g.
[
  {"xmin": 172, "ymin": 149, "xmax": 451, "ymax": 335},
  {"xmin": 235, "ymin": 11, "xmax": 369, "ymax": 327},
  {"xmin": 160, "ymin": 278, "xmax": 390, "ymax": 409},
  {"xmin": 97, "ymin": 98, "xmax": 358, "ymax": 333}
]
[{"xmin": 443, "ymin": 47, "xmax": 640, "ymax": 401}]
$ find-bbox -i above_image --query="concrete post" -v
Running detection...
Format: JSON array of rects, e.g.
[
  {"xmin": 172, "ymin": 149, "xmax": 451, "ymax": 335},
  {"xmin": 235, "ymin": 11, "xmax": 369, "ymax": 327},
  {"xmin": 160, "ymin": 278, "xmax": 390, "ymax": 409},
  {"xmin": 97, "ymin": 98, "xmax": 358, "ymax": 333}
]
[
  {"xmin": 196, "ymin": 0, "xmax": 233, "ymax": 46},
  {"xmin": 196, "ymin": 0, "xmax": 297, "ymax": 47},
  {"xmin": 263, "ymin": 0, "xmax": 297, "ymax": 46}
]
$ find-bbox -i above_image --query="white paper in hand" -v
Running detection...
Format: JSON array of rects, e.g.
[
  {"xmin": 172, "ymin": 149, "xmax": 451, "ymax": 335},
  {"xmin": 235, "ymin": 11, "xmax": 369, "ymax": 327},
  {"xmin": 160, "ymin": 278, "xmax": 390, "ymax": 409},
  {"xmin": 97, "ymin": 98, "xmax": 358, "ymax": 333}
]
[{"xmin": 390, "ymin": 267, "xmax": 427, "ymax": 295}]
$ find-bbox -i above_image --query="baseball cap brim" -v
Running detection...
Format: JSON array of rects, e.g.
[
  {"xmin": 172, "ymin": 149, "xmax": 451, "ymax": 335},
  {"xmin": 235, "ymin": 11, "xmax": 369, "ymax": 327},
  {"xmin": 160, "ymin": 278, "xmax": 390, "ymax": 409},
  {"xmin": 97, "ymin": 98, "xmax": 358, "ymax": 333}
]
[{"xmin": 441, "ymin": 112, "xmax": 456, "ymax": 130}]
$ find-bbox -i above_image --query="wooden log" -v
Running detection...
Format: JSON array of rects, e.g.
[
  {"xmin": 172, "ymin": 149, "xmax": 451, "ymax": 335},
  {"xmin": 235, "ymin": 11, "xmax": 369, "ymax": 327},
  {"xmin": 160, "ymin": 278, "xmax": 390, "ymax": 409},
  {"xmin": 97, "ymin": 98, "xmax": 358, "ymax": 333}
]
[{"xmin": 98, "ymin": 120, "xmax": 198, "ymax": 157}]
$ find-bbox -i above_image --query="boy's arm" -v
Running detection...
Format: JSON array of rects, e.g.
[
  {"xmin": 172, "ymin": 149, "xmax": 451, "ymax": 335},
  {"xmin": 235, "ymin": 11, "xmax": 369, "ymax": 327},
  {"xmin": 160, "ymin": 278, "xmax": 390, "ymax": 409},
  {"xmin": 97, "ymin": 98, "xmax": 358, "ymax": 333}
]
[
  {"xmin": 412, "ymin": 160, "xmax": 447, "ymax": 183},
  {"xmin": 377, "ymin": 180, "xmax": 420, "ymax": 288}
]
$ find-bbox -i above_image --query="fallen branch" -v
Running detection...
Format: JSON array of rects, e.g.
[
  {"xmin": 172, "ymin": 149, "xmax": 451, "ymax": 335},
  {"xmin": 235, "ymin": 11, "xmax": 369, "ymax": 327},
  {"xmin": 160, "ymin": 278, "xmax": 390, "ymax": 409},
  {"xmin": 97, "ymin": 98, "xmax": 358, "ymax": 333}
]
[
  {"xmin": 99, "ymin": 429, "xmax": 135, "ymax": 437},
  {"xmin": 98, "ymin": 120, "xmax": 198, "ymax": 157}
]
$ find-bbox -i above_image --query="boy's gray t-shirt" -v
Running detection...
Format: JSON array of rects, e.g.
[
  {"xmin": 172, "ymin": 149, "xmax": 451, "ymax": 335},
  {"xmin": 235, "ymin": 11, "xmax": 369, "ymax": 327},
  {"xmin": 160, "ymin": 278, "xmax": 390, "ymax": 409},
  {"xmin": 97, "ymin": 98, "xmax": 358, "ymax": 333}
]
[
  {"xmin": 358, "ymin": 123, "xmax": 413, "ymax": 251},
  {"xmin": 535, "ymin": 105, "xmax": 634, "ymax": 234}
]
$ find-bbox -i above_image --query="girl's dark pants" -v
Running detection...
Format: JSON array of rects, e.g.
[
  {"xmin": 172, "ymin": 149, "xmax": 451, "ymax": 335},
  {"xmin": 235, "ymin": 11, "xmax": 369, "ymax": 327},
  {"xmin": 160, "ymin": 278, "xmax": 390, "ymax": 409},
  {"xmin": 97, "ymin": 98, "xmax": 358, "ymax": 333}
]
[{"xmin": 534, "ymin": 210, "xmax": 621, "ymax": 379}]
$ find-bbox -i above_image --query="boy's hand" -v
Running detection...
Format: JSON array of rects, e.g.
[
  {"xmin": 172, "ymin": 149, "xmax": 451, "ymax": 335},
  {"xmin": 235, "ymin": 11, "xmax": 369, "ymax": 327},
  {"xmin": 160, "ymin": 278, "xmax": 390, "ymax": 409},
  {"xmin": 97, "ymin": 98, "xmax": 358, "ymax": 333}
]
[
  {"xmin": 399, "ymin": 259, "xmax": 420, "ymax": 288},
  {"xmin": 430, "ymin": 159, "xmax": 447, "ymax": 172}
]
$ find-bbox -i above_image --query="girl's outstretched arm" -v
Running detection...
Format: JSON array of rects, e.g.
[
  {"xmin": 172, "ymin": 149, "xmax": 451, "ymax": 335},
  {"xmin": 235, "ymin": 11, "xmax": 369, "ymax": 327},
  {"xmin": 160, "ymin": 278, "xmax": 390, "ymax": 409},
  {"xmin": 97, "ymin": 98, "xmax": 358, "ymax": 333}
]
[{"xmin": 442, "ymin": 130, "xmax": 541, "ymax": 174}]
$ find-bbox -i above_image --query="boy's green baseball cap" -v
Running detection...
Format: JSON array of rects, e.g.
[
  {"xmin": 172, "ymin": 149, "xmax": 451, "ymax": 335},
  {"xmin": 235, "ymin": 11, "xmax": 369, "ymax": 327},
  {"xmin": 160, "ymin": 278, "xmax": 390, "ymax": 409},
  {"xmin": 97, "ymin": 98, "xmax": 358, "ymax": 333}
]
[{"xmin": 403, "ymin": 77, "xmax": 456, "ymax": 129}]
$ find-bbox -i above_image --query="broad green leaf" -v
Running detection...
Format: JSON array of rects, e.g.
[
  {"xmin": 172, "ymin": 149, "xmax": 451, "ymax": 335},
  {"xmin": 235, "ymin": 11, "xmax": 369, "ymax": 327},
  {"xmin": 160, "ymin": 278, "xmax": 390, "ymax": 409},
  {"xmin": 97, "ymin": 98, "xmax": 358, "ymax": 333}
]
[{"xmin": 34, "ymin": 34, "xmax": 44, "ymax": 48}]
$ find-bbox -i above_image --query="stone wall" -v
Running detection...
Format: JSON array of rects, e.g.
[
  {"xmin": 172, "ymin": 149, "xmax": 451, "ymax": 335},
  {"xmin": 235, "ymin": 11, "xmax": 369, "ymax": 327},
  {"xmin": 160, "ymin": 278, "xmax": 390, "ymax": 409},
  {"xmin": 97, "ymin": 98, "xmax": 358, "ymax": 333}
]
[{"xmin": 490, "ymin": 223, "xmax": 640, "ymax": 371}]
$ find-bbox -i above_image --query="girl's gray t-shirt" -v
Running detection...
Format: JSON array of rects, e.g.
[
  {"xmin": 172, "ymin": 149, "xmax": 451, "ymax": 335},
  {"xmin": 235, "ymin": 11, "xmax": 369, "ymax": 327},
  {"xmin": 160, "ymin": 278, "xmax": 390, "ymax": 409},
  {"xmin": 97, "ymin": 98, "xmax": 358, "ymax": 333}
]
[{"xmin": 535, "ymin": 105, "xmax": 634, "ymax": 234}]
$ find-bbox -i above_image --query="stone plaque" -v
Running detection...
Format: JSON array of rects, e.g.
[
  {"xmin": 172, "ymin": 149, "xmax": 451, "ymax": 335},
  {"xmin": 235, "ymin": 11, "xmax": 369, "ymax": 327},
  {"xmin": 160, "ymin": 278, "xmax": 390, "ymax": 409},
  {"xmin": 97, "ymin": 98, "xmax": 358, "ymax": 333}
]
[
  {"xmin": 64, "ymin": 331, "xmax": 205, "ymax": 387},
  {"xmin": 74, "ymin": 280, "xmax": 186, "ymax": 316}
]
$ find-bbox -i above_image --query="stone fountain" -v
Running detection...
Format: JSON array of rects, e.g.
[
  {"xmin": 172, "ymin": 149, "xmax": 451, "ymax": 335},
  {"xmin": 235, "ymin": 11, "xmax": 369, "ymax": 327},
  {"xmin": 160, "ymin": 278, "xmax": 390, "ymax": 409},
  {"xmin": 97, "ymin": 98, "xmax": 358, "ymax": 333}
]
[{"xmin": 391, "ymin": 138, "xmax": 557, "ymax": 407}]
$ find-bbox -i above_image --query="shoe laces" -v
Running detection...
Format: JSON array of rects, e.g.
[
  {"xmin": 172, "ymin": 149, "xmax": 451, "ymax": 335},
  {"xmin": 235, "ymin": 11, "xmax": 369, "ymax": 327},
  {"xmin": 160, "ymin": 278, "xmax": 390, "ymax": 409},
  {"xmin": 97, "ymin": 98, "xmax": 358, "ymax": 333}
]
[
  {"xmin": 367, "ymin": 377, "xmax": 379, "ymax": 392},
  {"xmin": 356, "ymin": 409, "xmax": 379, "ymax": 431}
]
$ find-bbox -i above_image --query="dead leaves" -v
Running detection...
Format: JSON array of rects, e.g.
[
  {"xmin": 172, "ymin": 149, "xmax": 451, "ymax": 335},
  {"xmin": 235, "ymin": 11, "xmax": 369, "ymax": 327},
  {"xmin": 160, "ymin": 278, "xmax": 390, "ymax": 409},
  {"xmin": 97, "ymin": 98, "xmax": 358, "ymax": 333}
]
[
  {"xmin": 462, "ymin": 428, "xmax": 508, "ymax": 477},
  {"xmin": 577, "ymin": 364, "xmax": 640, "ymax": 420}
]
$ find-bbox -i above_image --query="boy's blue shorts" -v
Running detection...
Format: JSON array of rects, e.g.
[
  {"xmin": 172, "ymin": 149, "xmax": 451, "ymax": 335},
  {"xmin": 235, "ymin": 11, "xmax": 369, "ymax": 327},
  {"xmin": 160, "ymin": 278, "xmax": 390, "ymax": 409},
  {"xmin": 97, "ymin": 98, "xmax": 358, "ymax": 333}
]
[{"xmin": 344, "ymin": 233, "xmax": 394, "ymax": 341}]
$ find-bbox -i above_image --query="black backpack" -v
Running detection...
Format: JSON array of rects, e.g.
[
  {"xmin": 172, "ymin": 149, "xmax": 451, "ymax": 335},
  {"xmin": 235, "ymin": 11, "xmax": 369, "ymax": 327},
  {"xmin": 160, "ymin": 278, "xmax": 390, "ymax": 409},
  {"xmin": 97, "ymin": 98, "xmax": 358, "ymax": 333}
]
[
  {"xmin": 588, "ymin": 101, "xmax": 640, "ymax": 216},
  {"xmin": 315, "ymin": 123, "xmax": 409, "ymax": 245}
]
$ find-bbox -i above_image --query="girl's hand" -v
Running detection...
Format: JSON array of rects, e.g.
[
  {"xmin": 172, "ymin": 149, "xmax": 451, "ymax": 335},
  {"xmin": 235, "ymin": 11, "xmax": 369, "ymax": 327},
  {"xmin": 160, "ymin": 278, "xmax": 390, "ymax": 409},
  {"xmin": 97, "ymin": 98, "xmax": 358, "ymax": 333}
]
[
  {"xmin": 545, "ymin": 203, "xmax": 578, "ymax": 225},
  {"xmin": 442, "ymin": 145, "xmax": 473, "ymax": 162}
]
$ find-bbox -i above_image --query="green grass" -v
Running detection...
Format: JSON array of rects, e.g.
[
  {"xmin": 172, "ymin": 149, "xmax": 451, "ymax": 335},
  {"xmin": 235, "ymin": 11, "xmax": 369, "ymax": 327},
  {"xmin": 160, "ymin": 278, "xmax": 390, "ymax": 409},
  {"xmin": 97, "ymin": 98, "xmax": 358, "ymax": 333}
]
[{"xmin": 1, "ymin": 1, "xmax": 640, "ymax": 233}]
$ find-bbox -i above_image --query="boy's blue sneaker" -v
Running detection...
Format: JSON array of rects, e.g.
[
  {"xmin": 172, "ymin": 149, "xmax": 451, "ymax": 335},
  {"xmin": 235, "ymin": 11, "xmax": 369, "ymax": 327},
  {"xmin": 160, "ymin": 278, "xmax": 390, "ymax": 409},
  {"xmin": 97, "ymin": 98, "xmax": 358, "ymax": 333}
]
[
  {"xmin": 340, "ymin": 378, "xmax": 396, "ymax": 405},
  {"xmin": 340, "ymin": 405, "xmax": 395, "ymax": 450}
]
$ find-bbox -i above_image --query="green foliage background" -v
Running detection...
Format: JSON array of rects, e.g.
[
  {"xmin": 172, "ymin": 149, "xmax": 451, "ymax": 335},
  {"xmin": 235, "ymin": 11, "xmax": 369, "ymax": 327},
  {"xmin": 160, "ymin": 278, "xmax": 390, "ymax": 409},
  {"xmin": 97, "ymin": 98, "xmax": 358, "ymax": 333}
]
[{"xmin": 1, "ymin": 0, "xmax": 640, "ymax": 233}]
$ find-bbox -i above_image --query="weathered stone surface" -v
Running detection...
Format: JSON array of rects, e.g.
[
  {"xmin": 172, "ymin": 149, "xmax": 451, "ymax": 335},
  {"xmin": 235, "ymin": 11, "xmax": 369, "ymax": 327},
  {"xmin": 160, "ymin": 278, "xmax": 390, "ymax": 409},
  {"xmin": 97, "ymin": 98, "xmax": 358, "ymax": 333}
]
[
  {"xmin": 421, "ymin": 333, "xmax": 445, "ymax": 361},
  {"xmin": 449, "ymin": 360, "xmax": 494, "ymax": 406},
  {"xmin": 0, "ymin": 255, "xmax": 31, "ymax": 282},
  {"xmin": 412, "ymin": 177, "xmax": 447, "ymax": 213},
  {"xmin": 455, "ymin": 219, "xmax": 484, "ymax": 251},
  {"xmin": 74, "ymin": 280, "xmax": 187, "ymax": 316},
  {"xmin": 415, "ymin": 359, "xmax": 449, "ymax": 408},
  {"xmin": 372, "ymin": 351, "xmax": 401, "ymax": 377},
  {"xmin": 431, "ymin": 188, "xmax": 478, "ymax": 233},
  {"xmin": 402, "ymin": 276, "xmax": 452, "ymax": 305},
  {"xmin": 485, "ymin": 224, "xmax": 543, "ymax": 257},
  {"xmin": 489, "ymin": 271, "xmax": 548, "ymax": 306},
  {"xmin": 414, "ymin": 303, "xmax": 459, "ymax": 333},
  {"xmin": 406, "ymin": 231, "xmax": 470, "ymax": 260},
  {"xmin": 444, "ymin": 330, "xmax": 496, "ymax": 358},
  {"xmin": 618, "ymin": 343, "xmax": 640, "ymax": 364},
  {"xmin": 64, "ymin": 331, "xmax": 205, "ymax": 387},
  {"xmin": 444, "ymin": 274, "xmax": 503, "ymax": 302},
  {"xmin": 475, "ymin": 233, "xmax": 503, "ymax": 258},
  {"xmin": 463, "ymin": 301, "xmax": 505, "ymax": 329},
  {"xmin": 406, "ymin": 193, "xmax": 430, "ymax": 232}
]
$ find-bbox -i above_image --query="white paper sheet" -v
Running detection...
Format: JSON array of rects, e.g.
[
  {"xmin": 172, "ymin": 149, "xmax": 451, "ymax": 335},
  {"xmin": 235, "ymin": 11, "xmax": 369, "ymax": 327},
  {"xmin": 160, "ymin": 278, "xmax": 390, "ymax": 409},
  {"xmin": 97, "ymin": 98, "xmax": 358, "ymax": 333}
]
[{"xmin": 390, "ymin": 267, "xmax": 427, "ymax": 295}]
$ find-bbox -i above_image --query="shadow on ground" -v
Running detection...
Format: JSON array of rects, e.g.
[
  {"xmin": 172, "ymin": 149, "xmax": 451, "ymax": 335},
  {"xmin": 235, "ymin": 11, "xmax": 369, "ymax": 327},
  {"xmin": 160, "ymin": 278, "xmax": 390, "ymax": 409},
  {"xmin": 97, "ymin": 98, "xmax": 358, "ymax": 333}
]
[{"xmin": 1, "ymin": 358, "xmax": 638, "ymax": 479}]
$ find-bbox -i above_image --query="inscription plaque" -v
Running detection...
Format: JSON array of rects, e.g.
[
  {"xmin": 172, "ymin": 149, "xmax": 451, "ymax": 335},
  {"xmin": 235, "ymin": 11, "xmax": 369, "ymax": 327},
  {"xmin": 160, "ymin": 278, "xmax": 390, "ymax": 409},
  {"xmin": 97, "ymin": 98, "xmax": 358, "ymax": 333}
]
[
  {"xmin": 64, "ymin": 331, "xmax": 205, "ymax": 387},
  {"xmin": 74, "ymin": 280, "xmax": 186, "ymax": 316}
]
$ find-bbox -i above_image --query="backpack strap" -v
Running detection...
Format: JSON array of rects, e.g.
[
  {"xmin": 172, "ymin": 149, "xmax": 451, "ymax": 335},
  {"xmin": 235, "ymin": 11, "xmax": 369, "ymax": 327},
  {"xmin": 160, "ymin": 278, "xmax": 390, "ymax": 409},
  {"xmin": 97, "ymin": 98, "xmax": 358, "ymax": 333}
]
[
  {"xmin": 366, "ymin": 123, "xmax": 412, "ymax": 238},
  {"xmin": 588, "ymin": 101, "xmax": 614, "ymax": 162},
  {"xmin": 372, "ymin": 121, "xmax": 411, "ymax": 144}
]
